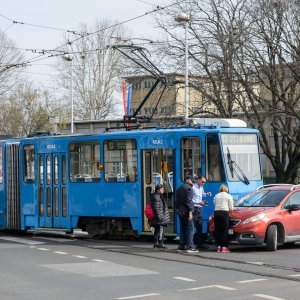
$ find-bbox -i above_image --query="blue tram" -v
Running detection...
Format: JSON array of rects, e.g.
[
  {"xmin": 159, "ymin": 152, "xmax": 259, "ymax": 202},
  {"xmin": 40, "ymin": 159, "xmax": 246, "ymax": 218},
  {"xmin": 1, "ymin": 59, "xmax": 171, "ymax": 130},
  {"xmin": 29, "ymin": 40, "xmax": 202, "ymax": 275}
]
[{"xmin": 0, "ymin": 119, "xmax": 263, "ymax": 237}]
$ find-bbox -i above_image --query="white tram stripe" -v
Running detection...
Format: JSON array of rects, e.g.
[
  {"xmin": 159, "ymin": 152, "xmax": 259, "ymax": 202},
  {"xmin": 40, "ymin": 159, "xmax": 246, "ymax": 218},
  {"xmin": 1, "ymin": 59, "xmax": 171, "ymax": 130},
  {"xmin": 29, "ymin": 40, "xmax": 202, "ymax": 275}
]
[
  {"xmin": 237, "ymin": 279, "xmax": 267, "ymax": 283},
  {"xmin": 253, "ymin": 294, "xmax": 285, "ymax": 300},
  {"xmin": 116, "ymin": 294, "xmax": 159, "ymax": 299},
  {"xmin": 54, "ymin": 251, "xmax": 68, "ymax": 255},
  {"xmin": 72, "ymin": 255, "xmax": 87, "ymax": 259},
  {"xmin": 173, "ymin": 276, "xmax": 196, "ymax": 282}
]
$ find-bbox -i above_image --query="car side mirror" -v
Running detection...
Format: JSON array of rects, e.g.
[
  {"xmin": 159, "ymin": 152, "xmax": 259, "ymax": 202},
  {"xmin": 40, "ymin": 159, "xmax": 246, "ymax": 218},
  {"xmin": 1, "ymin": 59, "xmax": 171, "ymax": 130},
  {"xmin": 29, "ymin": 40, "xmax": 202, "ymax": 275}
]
[{"xmin": 286, "ymin": 204, "xmax": 300, "ymax": 211}]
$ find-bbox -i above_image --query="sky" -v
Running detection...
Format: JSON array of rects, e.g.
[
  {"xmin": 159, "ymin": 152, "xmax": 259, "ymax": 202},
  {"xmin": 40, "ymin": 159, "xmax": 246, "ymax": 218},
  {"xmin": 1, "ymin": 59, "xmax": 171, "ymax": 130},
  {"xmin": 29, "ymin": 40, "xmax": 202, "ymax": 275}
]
[{"xmin": 0, "ymin": 0, "xmax": 169, "ymax": 89}]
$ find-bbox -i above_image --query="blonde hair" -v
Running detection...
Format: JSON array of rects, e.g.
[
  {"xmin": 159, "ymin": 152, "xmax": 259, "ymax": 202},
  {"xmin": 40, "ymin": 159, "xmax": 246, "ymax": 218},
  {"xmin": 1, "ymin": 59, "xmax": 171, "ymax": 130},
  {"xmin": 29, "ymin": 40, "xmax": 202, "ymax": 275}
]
[{"xmin": 219, "ymin": 184, "xmax": 228, "ymax": 193}]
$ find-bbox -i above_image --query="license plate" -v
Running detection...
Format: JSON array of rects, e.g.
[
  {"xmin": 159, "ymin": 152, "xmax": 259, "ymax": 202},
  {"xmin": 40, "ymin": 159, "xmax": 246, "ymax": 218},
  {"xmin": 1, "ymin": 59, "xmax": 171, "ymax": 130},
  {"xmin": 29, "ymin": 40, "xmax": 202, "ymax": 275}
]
[{"xmin": 228, "ymin": 229, "xmax": 233, "ymax": 235}]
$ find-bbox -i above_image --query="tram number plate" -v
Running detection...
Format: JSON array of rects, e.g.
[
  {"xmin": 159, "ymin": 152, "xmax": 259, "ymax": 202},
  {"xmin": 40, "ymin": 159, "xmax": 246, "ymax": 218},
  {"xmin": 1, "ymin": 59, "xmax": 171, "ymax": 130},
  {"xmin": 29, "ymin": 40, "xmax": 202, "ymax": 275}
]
[{"xmin": 228, "ymin": 229, "xmax": 233, "ymax": 235}]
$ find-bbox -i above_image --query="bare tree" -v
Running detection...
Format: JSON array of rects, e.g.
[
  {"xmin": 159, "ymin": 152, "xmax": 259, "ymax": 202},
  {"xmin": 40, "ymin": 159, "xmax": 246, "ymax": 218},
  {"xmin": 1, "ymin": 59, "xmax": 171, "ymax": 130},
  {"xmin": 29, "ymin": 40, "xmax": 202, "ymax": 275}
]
[
  {"xmin": 0, "ymin": 30, "xmax": 24, "ymax": 97},
  {"xmin": 58, "ymin": 20, "xmax": 128, "ymax": 120},
  {"xmin": 0, "ymin": 82, "xmax": 61, "ymax": 136}
]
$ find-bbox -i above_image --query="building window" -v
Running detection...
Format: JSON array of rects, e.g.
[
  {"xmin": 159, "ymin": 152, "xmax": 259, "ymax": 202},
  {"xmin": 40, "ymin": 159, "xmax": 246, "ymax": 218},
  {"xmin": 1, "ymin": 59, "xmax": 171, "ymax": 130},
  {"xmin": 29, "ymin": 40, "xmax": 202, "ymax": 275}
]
[
  {"xmin": 69, "ymin": 142, "xmax": 100, "ymax": 183},
  {"xmin": 104, "ymin": 139, "xmax": 137, "ymax": 182}
]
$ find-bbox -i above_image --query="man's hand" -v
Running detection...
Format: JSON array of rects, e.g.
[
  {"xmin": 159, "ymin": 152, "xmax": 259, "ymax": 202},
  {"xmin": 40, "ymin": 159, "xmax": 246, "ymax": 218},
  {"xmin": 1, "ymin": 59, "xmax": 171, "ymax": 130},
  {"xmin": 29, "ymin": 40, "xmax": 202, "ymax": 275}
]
[{"xmin": 188, "ymin": 211, "xmax": 193, "ymax": 221}]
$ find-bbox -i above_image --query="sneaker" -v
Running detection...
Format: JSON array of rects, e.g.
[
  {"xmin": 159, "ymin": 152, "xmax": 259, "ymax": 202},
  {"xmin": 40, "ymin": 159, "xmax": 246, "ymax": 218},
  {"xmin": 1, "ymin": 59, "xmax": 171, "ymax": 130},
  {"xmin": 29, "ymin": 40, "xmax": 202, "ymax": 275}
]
[
  {"xmin": 217, "ymin": 246, "xmax": 221, "ymax": 253},
  {"xmin": 221, "ymin": 247, "xmax": 230, "ymax": 253},
  {"xmin": 186, "ymin": 248, "xmax": 199, "ymax": 253},
  {"xmin": 177, "ymin": 246, "xmax": 186, "ymax": 252},
  {"xmin": 197, "ymin": 244, "xmax": 209, "ymax": 250}
]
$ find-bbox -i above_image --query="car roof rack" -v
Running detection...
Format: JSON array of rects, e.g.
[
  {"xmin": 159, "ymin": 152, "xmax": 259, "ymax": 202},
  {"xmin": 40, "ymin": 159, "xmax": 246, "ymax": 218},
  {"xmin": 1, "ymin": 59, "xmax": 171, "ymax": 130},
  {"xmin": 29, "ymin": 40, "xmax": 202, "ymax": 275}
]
[{"xmin": 256, "ymin": 184, "xmax": 294, "ymax": 190}]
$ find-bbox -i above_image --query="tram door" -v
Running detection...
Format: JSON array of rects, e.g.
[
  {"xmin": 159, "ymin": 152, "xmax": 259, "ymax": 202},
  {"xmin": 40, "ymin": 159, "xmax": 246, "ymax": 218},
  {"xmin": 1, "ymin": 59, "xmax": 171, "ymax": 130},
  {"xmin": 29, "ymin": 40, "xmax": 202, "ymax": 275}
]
[
  {"xmin": 142, "ymin": 149, "xmax": 175, "ymax": 235},
  {"xmin": 38, "ymin": 153, "xmax": 67, "ymax": 229}
]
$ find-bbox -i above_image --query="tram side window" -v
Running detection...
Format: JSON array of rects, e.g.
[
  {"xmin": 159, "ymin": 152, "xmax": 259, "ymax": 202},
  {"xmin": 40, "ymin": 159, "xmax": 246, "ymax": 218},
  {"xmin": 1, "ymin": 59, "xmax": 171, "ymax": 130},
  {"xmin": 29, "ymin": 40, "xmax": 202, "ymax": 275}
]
[
  {"xmin": 69, "ymin": 142, "xmax": 100, "ymax": 183},
  {"xmin": 23, "ymin": 145, "xmax": 35, "ymax": 183},
  {"xmin": 104, "ymin": 139, "xmax": 137, "ymax": 182},
  {"xmin": 181, "ymin": 137, "xmax": 201, "ymax": 180},
  {"xmin": 0, "ymin": 146, "xmax": 2, "ymax": 184},
  {"xmin": 206, "ymin": 135, "xmax": 225, "ymax": 182}
]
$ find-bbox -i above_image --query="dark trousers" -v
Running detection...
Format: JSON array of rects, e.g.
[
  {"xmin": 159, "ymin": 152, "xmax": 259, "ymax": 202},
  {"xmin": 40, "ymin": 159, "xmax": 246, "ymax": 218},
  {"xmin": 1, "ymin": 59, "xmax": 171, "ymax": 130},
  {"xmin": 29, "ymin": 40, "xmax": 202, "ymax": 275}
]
[
  {"xmin": 178, "ymin": 215, "xmax": 195, "ymax": 249},
  {"xmin": 154, "ymin": 225, "xmax": 165, "ymax": 246},
  {"xmin": 193, "ymin": 206, "xmax": 203, "ymax": 246},
  {"xmin": 214, "ymin": 210, "xmax": 229, "ymax": 247}
]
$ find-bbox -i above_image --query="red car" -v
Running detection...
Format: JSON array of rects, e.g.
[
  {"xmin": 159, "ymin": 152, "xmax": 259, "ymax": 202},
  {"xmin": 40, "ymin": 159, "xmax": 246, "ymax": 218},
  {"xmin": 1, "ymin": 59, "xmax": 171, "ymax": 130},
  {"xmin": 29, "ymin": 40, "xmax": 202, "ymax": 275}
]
[{"xmin": 208, "ymin": 184, "xmax": 300, "ymax": 251}]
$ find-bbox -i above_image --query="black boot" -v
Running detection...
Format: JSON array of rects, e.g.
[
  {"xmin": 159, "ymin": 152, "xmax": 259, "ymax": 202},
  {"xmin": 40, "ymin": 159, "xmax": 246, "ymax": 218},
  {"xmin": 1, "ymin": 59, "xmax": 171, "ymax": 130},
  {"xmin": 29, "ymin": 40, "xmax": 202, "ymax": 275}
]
[
  {"xmin": 158, "ymin": 240, "xmax": 167, "ymax": 249},
  {"xmin": 153, "ymin": 235, "xmax": 159, "ymax": 248}
]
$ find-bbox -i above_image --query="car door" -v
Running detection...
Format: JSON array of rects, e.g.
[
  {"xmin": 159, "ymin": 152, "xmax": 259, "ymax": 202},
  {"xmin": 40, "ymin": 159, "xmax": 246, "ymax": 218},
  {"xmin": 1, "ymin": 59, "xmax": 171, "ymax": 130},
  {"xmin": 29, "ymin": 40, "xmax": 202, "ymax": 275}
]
[{"xmin": 281, "ymin": 191, "xmax": 300, "ymax": 236}]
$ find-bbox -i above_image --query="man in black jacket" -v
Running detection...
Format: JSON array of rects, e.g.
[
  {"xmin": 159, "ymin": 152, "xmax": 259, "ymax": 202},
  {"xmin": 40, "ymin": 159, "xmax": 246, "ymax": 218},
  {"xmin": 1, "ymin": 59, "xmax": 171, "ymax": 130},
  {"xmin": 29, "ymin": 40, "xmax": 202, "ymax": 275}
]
[{"xmin": 175, "ymin": 176, "xmax": 198, "ymax": 253}]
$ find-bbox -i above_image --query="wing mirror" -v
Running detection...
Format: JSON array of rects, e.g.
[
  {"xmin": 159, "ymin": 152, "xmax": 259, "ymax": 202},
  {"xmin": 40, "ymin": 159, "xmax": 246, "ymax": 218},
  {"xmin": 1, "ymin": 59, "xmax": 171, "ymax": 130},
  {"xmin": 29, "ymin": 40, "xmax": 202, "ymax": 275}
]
[{"xmin": 286, "ymin": 204, "xmax": 300, "ymax": 211}]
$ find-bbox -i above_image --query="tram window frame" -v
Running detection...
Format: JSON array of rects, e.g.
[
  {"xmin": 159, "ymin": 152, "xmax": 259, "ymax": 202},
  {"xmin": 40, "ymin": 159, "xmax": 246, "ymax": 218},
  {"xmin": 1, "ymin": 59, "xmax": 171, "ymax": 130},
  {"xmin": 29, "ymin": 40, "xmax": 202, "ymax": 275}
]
[
  {"xmin": 0, "ymin": 146, "xmax": 3, "ymax": 184},
  {"xmin": 180, "ymin": 137, "xmax": 201, "ymax": 180},
  {"xmin": 104, "ymin": 139, "xmax": 137, "ymax": 183},
  {"xmin": 23, "ymin": 145, "xmax": 35, "ymax": 183},
  {"xmin": 69, "ymin": 141, "xmax": 101, "ymax": 183},
  {"xmin": 206, "ymin": 135, "xmax": 225, "ymax": 182}
]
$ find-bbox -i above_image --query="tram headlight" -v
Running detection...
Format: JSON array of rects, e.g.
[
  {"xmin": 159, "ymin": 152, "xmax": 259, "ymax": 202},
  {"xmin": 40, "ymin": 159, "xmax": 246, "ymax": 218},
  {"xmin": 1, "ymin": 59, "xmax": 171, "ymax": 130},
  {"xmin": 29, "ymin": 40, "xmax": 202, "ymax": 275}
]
[{"xmin": 243, "ymin": 213, "xmax": 265, "ymax": 224}]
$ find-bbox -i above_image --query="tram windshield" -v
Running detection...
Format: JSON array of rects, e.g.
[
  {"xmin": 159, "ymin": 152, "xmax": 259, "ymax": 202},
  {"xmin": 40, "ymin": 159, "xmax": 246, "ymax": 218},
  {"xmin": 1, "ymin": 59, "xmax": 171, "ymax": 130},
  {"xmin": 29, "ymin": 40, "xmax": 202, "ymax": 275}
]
[{"xmin": 221, "ymin": 134, "xmax": 261, "ymax": 183}]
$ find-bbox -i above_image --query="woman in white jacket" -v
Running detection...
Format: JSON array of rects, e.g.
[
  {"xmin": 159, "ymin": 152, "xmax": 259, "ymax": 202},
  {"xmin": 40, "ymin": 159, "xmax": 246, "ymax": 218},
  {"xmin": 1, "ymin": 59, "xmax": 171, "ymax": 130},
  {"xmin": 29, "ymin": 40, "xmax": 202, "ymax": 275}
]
[{"xmin": 213, "ymin": 184, "xmax": 234, "ymax": 253}]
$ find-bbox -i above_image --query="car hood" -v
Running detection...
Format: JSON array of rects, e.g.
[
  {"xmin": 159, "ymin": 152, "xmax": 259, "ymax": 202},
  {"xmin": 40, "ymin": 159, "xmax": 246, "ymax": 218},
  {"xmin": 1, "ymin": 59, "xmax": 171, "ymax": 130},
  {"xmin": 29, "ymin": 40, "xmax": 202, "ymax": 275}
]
[{"xmin": 231, "ymin": 207, "xmax": 275, "ymax": 219}]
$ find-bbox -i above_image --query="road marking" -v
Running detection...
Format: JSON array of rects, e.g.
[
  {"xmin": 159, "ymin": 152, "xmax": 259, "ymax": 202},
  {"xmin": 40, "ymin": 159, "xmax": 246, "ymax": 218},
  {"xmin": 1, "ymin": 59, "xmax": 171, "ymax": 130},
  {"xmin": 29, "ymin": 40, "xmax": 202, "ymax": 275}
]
[
  {"xmin": 173, "ymin": 276, "xmax": 196, "ymax": 282},
  {"xmin": 179, "ymin": 285, "xmax": 237, "ymax": 291},
  {"xmin": 253, "ymin": 294, "xmax": 285, "ymax": 300},
  {"xmin": 72, "ymin": 255, "xmax": 87, "ymax": 259},
  {"xmin": 237, "ymin": 279, "xmax": 267, "ymax": 283},
  {"xmin": 116, "ymin": 294, "xmax": 159, "ymax": 299},
  {"xmin": 92, "ymin": 259, "xmax": 105, "ymax": 262},
  {"xmin": 247, "ymin": 261, "xmax": 264, "ymax": 265},
  {"xmin": 54, "ymin": 251, "xmax": 68, "ymax": 255},
  {"xmin": 0, "ymin": 236, "xmax": 45, "ymax": 245},
  {"xmin": 37, "ymin": 248, "xmax": 50, "ymax": 251},
  {"xmin": 289, "ymin": 274, "xmax": 300, "ymax": 277}
]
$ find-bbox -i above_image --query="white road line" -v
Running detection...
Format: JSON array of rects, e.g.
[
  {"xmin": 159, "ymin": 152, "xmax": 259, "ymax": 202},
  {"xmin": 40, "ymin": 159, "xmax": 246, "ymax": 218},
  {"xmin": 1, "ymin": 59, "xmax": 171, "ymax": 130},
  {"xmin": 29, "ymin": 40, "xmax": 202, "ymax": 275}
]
[
  {"xmin": 54, "ymin": 251, "xmax": 68, "ymax": 255},
  {"xmin": 92, "ymin": 259, "xmax": 105, "ymax": 262},
  {"xmin": 247, "ymin": 261, "xmax": 264, "ymax": 265},
  {"xmin": 0, "ymin": 236, "xmax": 45, "ymax": 245},
  {"xmin": 72, "ymin": 255, "xmax": 87, "ymax": 259},
  {"xmin": 173, "ymin": 276, "xmax": 196, "ymax": 282},
  {"xmin": 179, "ymin": 285, "xmax": 237, "ymax": 291},
  {"xmin": 116, "ymin": 293, "xmax": 159, "ymax": 299},
  {"xmin": 253, "ymin": 294, "xmax": 285, "ymax": 300},
  {"xmin": 37, "ymin": 248, "xmax": 50, "ymax": 251},
  {"xmin": 237, "ymin": 279, "xmax": 267, "ymax": 283},
  {"xmin": 289, "ymin": 274, "xmax": 300, "ymax": 277}
]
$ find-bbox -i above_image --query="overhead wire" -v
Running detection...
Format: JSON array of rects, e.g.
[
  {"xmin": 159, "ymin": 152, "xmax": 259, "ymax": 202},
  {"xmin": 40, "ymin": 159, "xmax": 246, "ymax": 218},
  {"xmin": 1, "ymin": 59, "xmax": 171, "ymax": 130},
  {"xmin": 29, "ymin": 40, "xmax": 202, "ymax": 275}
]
[{"xmin": 1, "ymin": 0, "xmax": 186, "ymax": 69}]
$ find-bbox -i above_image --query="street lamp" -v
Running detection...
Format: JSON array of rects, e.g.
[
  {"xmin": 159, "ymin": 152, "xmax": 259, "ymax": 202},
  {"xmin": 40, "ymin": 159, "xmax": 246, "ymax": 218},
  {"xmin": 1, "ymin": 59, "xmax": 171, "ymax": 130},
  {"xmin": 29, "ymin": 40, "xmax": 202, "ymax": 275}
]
[
  {"xmin": 62, "ymin": 53, "xmax": 74, "ymax": 133},
  {"xmin": 175, "ymin": 12, "xmax": 190, "ymax": 121}
]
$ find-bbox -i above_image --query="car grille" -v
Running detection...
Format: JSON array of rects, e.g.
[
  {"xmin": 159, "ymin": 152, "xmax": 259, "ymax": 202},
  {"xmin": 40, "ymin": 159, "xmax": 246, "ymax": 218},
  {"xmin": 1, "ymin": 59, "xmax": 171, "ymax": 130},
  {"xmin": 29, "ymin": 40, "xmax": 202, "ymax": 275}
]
[{"xmin": 229, "ymin": 219, "xmax": 241, "ymax": 228}]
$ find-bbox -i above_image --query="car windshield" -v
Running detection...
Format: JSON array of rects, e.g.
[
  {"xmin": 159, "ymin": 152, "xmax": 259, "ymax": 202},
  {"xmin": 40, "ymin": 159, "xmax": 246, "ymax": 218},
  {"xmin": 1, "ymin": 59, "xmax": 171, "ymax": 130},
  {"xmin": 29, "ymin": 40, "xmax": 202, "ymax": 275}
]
[{"xmin": 235, "ymin": 190, "xmax": 289, "ymax": 207}]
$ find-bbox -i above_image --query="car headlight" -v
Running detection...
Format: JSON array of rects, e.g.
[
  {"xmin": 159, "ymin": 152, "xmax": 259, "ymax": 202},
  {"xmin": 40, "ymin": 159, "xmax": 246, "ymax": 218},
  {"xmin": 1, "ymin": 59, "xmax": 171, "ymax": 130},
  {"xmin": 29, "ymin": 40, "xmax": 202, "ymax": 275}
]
[{"xmin": 243, "ymin": 213, "xmax": 266, "ymax": 224}]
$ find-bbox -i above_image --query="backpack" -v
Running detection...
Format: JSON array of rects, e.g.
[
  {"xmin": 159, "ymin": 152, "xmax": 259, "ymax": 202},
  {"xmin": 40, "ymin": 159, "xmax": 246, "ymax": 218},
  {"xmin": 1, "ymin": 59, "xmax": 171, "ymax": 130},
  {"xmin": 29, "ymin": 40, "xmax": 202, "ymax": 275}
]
[{"xmin": 144, "ymin": 203, "xmax": 155, "ymax": 220}]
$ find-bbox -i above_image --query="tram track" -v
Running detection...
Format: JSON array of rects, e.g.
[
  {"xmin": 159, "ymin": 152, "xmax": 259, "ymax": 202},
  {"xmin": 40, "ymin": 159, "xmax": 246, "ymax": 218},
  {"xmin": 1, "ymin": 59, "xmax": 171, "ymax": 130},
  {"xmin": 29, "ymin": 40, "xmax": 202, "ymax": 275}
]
[{"xmin": 75, "ymin": 237, "xmax": 300, "ymax": 283}]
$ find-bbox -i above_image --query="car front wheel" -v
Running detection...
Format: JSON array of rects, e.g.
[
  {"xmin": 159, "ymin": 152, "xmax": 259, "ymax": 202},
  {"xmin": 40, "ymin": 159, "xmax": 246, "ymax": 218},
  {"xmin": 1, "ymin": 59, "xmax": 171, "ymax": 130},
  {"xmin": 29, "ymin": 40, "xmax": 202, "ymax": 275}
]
[{"xmin": 265, "ymin": 224, "xmax": 278, "ymax": 251}]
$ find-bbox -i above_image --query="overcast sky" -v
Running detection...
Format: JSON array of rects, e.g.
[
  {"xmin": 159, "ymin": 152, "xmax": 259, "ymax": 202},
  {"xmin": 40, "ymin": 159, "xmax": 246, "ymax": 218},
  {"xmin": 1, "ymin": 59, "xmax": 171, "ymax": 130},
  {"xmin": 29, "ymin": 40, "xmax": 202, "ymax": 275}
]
[{"xmin": 0, "ymin": 0, "xmax": 168, "ymax": 88}]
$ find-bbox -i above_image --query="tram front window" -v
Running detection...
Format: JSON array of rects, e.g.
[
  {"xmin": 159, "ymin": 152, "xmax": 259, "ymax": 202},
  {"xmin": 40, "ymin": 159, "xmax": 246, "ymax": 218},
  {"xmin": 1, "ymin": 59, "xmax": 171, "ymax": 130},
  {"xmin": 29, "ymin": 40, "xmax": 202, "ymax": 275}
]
[{"xmin": 221, "ymin": 134, "xmax": 261, "ymax": 183}]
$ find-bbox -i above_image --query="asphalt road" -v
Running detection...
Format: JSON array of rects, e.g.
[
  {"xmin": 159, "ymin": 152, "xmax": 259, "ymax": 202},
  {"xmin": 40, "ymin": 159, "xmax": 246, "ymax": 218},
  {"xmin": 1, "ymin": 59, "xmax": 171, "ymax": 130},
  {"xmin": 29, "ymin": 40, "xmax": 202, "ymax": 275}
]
[{"xmin": 0, "ymin": 232, "xmax": 300, "ymax": 300}]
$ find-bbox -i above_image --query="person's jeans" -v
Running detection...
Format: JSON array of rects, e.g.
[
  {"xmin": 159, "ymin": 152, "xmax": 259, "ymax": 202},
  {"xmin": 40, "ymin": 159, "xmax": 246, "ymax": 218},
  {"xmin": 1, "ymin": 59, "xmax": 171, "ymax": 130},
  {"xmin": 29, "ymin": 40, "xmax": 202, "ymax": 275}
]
[
  {"xmin": 193, "ymin": 206, "xmax": 203, "ymax": 246},
  {"xmin": 179, "ymin": 215, "xmax": 195, "ymax": 249}
]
